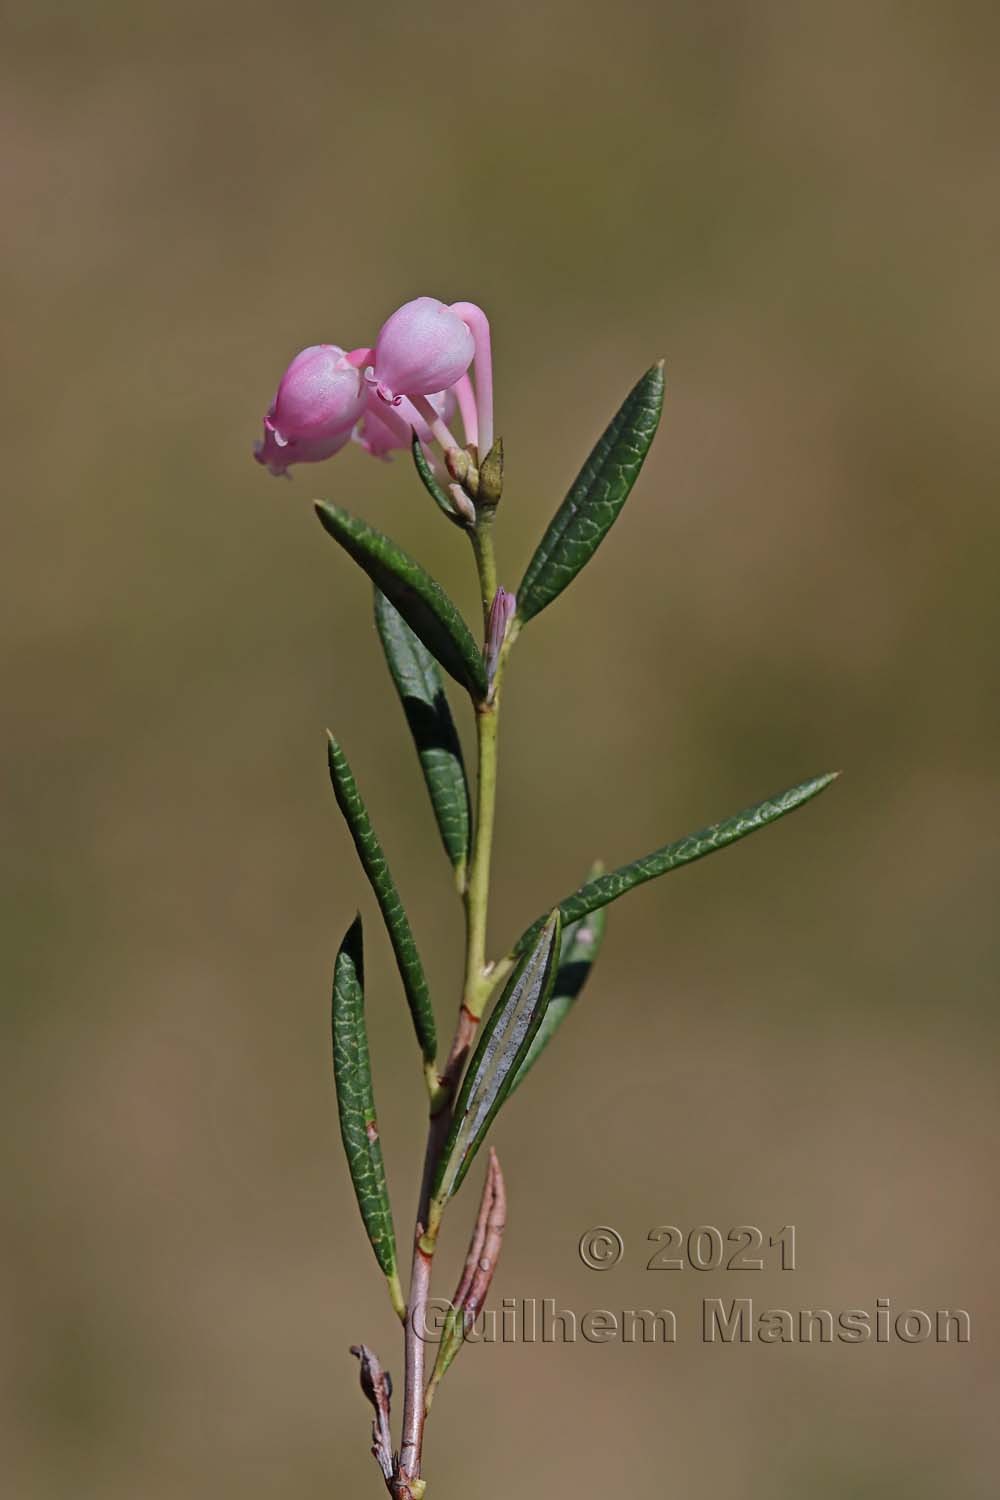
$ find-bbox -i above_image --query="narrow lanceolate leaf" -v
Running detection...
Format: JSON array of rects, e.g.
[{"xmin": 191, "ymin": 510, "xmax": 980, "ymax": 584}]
[
  {"xmin": 315, "ymin": 502, "xmax": 487, "ymax": 698},
  {"xmin": 431, "ymin": 912, "xmax": 561, "ymax": 1212},
  {"xmin": 511, "ymin": 898, "xmax": 607, "ymax": 1093},
  {"xmin": 516, "ymin": 362, "xmax": 665, "ymax": 625},
  {"xmin": 374, "ymin": 589, "xmax": 471, "ymax": 882},
  {"xmin": 511, "ymin": 771, "xmax": 839, "ymax": 959},
  {"xmin": 411, "ymin": 435, "xmax": 464, "ymax": 524},
  {"xmin": 425, "ymin": 1149, "xmax": 506, "ymax": 1410},
  {"xmin": 332, "ymin": 917, "xmax": 405, "ymax": 1319},
  {"xmin": 327, "ymin": 734, "xmax": 437, "ymax": 1063}
]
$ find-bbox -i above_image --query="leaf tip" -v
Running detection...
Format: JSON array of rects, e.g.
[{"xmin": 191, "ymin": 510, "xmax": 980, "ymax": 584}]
[
  {"xmin": 780, "ymin": 768, "xmax": 840, "ymax": 816},
  {"xmin": 340, "ymin": 910, "xmax": 364, "ymax": 967}
]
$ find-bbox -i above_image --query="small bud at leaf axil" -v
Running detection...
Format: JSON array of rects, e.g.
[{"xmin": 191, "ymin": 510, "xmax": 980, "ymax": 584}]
[{"xmin": 485, "ymin": 587, "xmax": 516, "ymax": 692}]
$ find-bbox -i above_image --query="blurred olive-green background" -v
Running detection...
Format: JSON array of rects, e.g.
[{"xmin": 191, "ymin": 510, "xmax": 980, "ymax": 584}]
[{"xmin": 3, "ymin": 3, "xmax": 998, "ymax": 1496}]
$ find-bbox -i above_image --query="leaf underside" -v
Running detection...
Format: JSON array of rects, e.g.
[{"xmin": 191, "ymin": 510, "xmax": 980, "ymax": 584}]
[
  {"xmin": 511, "ymin": 900, "xmax": 608, "ymax": 1091},
  {"xmin": 511, "ymin": 771, "xmax": 839, "ymax": 959},
  {"xmin": 331, "ymin": 915, "xmax": 399, "ymax": 1285},
  {"xmin": 374, "ymin": 589, "xmax": 471, "ymax": 878},
  {"xmin": 327, "ymin": 734, "xmax": 437, "ymax": 1062},
  {"xmin": 433, "ymin": 912, "xmax": 562, "ymax": 1205},
  {"xmin": 517, "ymin": 362, "xmax": 665, "ymax": 625},
  {"xmin": 315, "ymin": 502, "xmax": 487, "ymax": 698},
  {"xmin": 411, "ymin": 434, "xmax": 462, "ymax": 522}
]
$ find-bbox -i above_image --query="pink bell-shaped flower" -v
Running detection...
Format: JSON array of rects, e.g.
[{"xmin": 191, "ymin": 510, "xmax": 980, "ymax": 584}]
[
  {"xmin": 254, "ymin": 423, "xmax": 354, "ymax": 477},
  {"xmin": 254, "ymin": 344, "xmax": 367, "ymax": 475},
  {"xmin": 369, "ymin": 298, "xmax": 475, "ymax": 407},
  {"xmin": 354, "ymin": 387, "xmax": 458, "ymax": 460},
  {"xmin": 353, "ymin": 399, "xmax": 411, "ymax": 460}
]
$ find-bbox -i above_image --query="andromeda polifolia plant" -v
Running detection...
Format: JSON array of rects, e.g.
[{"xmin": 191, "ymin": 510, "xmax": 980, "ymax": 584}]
[{"xmin": 253, "ymin": 297, "xmax": 837, "ymax": 1498}]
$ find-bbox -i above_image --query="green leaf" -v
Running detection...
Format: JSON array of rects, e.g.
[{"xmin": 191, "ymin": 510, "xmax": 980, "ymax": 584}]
[
  {"xmin": 510, "ymin": 771, "xmax": 839, "ymax": 959},
  {"xmin": 327, "ymin": 734, "xmax": 437, "ymax": 1063},
  {"xmin": 431, "ymin": 912, "xmax": 561, "ymax": 1212},
  {"xmin": 516, "ymin": 362, "xmax": 665, "ymax": 625},
  {"xmin": 331, "ymin": 915, "xmax": 405, "ymax": 1318},
  {"xmin": 374, "ymin": 589, "xmax": 471, "ymax": 882},
  {"xmin": 315, "ymin": 502, "xmax": 487, "ymax": 698},
  {"xmin": 411, "ymin": 434, "xmax": 464, "ymax": 524},
  {"xmin": 510, "ymin": 900, "xmax": 607, "ymax": 1092}
]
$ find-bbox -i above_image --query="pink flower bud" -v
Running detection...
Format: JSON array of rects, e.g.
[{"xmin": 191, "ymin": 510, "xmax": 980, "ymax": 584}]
[
  {"xmin": 254, "ymin": 344, "xmax": 366, "ymax": 476},
  {"xmin": 370, "ymin": 297, "xmax": 475, "ymax": 406},
  {"xmin": 485, "ymin": 586, "xmax": 516, "ymax": 692}
]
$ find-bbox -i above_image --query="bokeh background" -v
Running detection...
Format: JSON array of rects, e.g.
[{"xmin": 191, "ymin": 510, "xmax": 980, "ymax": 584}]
[{"xmin": 3, "ymin": 2, "xmax": 998, "ymax": 1496}]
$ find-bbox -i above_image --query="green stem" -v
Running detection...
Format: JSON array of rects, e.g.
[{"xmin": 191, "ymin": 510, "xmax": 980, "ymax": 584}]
[
  {"xmin": 396, "ymin": 516, "xmax": 508, "ymax": 1497},
  {"xmin": 459, "ymin": 519, "xmax": 506, "ymax": 1041},
  {"xmin": 468, "ymin": 515, "xmax": 497, "ymax": 631},
  {"xmin": 430, "ymin": 524, "xmax": 505, "ymax": 1103},
  {"xmin": 465, "ymin": 707, "xmax": 498, "ymax": 998}
]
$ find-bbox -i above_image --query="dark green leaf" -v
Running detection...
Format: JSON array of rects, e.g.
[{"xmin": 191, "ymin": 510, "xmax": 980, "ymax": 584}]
[
  {"xmin": 327, "ymin": 734, "xmax": 437, "ymax": 1063},
  {"xmin": 374, "ymin": 589, "xmax": 471, "ymax": 882},
  {"xmin": 315, "ymin": 502, "xmax": 487, "ymax": 698},
  {"xmin": 411, "ymin": 434, "xmax": 464, "ymax": 524},
  {"xmin": 510, "ymin": 771, "xmax": 839, "ymax": 959},
  {"xmin": 511, "ymin": 900, "xmax": 607, "ymax": 1092},
  {"xmin": 332, "ymin": 915, "xmax": 404, "ymax": 1316},
  {"xmin": 517, "ymin": 362, "xmax": 665, "ymax": 625},
  {"xmin": 431, "ymin": 912, "xmax": 561, "ymax": 1210}
]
